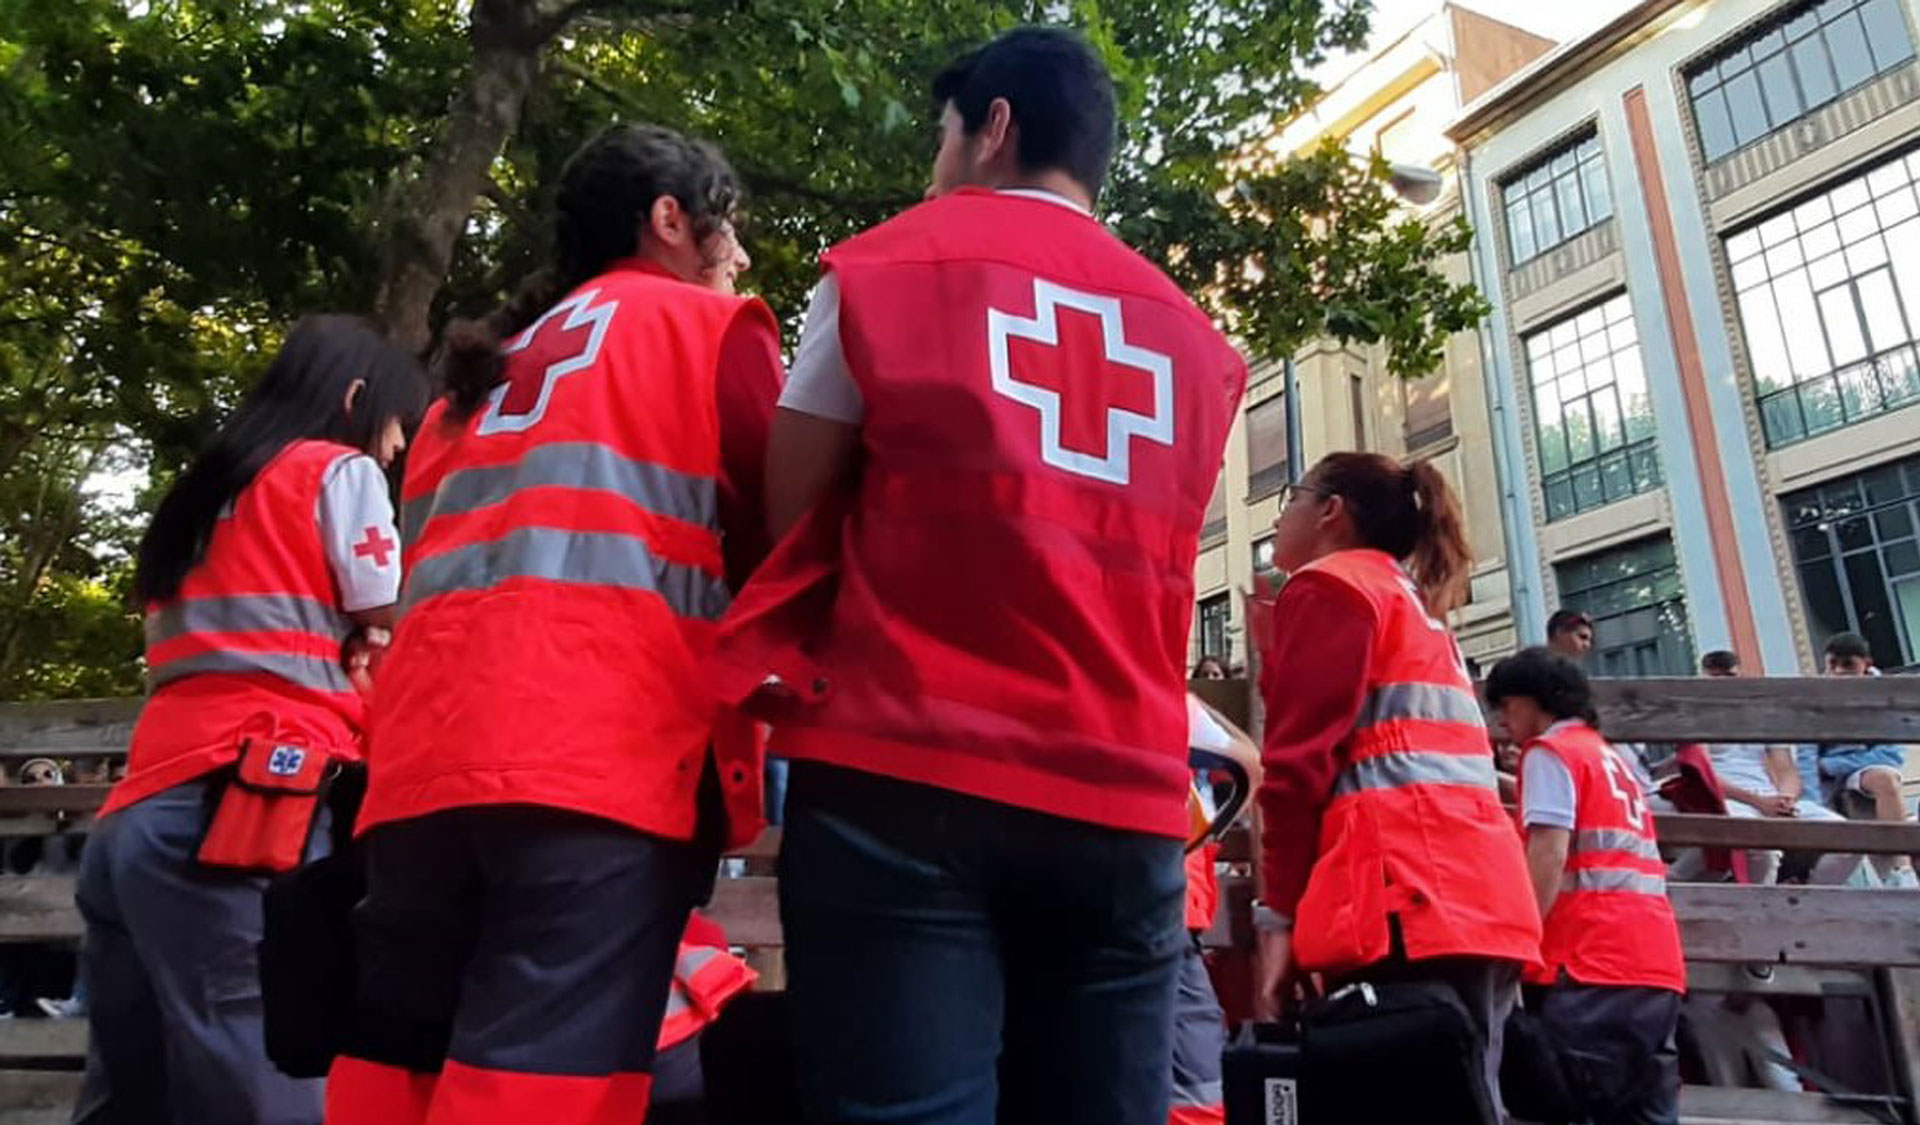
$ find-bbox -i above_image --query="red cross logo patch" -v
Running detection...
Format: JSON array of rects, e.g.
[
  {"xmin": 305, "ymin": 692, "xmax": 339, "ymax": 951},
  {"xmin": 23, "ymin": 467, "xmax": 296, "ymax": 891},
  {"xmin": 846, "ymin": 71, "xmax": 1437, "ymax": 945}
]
[{"xmin": 986, "ymin": 279, "xmax": 1174, "ymax": 485}]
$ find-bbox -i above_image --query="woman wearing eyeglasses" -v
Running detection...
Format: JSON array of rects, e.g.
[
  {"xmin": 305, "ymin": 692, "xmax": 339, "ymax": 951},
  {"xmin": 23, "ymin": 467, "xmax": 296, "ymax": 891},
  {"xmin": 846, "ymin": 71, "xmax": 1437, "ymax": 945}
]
[{"xmin": 1250, "ymin": 452, "xmax": 1541, "ymax": 1122}]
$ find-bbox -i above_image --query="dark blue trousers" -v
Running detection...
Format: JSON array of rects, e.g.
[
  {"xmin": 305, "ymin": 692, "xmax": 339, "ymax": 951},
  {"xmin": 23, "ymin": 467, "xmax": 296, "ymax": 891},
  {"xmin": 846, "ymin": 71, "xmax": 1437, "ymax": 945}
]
[{"xmin": 778, "ymin": 762, "xmax": 1187, "ymax": 1125}]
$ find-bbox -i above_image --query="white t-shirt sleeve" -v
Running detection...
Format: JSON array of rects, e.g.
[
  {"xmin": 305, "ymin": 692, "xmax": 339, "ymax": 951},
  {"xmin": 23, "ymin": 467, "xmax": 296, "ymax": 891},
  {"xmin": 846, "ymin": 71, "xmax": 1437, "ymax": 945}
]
[
  {"xmin": 1187, "ymin": 695, "xmax": 1234, "ymax": 754},
  {"xmin": 776, "ymin": 276, "xmax": 866, "ymax": 424},
  {"xmin": 1521, "ymin": 746, "xmax": 1579, "ymax": 830},
  {"xmin": 317, "ymin": 454, "xmax": 402, "ymax": 613}
]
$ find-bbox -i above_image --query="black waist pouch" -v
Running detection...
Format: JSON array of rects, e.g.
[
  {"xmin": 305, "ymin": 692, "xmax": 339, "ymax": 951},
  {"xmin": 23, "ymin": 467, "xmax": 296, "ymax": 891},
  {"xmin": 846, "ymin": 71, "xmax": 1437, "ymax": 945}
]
[
  {"xmin": 259, "ymin": 848, "xmax": 364, "ymax": 1078},
  {"xmin": 1299, "ymin": 980, "xmax": 1496, "ymax": 1125}
]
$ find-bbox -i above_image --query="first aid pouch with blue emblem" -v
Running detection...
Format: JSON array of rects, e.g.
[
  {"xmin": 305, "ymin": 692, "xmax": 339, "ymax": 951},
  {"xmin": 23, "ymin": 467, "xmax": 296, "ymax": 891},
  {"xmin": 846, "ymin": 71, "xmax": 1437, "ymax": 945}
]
[{"xmin": 198, "ymin": 730, "xmax": 339, "ymax": 873}]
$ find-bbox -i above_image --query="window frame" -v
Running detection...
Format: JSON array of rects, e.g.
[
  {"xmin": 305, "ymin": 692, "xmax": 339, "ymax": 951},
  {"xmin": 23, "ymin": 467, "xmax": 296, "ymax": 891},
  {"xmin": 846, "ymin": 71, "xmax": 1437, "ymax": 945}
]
[
  {"xmin": 1554, "ymin": 536, "xmax": 1697, "ymax": 677},
  {"xmin": 1499, "ymin": 131, "xmax": 1614, "ymax": 266},
  {"xmin": 1521, "ymin": 293, "xmax": 1664, "ymax": 522},
  {"xmin": 1684, "ymin": 0, "xmax": 1916, "ymax": 165},
  {"xmin": 1724, "ymin": 146, "xmax": 1920, "ymax": 447}
]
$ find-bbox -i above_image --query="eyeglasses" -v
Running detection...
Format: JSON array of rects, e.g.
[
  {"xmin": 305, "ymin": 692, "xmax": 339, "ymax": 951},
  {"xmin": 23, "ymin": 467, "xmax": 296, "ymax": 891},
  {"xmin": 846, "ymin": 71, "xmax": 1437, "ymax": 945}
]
[{"xmin": 1280, "ymin": 482, "xmax": 1332, "ymax": 510}]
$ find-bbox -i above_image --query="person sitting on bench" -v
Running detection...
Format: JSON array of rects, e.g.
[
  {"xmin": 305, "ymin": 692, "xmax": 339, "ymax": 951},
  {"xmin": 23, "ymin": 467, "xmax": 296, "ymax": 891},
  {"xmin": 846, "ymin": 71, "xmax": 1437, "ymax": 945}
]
[{"xmin": 1800, "ymin": 632, "xmax": 1918, "ymax": 889}]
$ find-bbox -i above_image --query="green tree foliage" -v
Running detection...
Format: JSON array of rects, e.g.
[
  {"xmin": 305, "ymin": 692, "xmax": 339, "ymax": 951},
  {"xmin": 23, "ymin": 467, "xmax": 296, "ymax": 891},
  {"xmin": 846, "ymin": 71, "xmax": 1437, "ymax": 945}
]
[{"xmin": 0, "ymin": 0, "xmax": 1489, "ymax": 698}]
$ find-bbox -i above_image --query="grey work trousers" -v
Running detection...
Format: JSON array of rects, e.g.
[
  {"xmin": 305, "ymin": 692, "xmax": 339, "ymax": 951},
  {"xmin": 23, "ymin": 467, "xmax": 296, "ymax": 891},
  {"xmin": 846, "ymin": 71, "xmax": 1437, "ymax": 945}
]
[{"xmin": 73, "ymin": 778, "xmax": 328, "ymax": 1125}]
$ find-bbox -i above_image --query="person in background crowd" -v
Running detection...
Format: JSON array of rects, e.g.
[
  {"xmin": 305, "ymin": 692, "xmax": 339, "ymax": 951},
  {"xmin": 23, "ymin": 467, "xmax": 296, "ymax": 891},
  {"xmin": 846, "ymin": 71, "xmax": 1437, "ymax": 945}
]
[
  {"xmin": 1173, "ymin": 692, "xmax": 1259, "ymax": 1125},
  {"xmin": 1546, "ymin": 610, "xmax": 1595, "ymax": 661},
  {"xmin": 78, "ymin": 317, "xmax": 425, "ymax": 1125},
  {"xmin": 1193, "ymin": 656, "xmax": 1228, "ymax": 682},
  {"xmin": 712, "ymin": 26, "xmax": 1245, "ymax": 1124},
  {"xmin": 327, "ymin": 123, "xmax": 783, "ymax": 1125},
  {"xmin": 1488, "ymin": 647, "xmax": 1684, "ymax": 1125},
  {"xmin": 1253, "ymin": 451, "xmax": 1541, "ymax": 1119},
  {"xmin": 641, "ymin": 194, "xmax": 777, "ymax": 1125},
  {"xmin": 1800, "ymin": 632, "xmax": 1918, "ymax": 888},
  {"xmin": 1697, "ymin": 650, "xmax": 1866, "ymax": 886}
]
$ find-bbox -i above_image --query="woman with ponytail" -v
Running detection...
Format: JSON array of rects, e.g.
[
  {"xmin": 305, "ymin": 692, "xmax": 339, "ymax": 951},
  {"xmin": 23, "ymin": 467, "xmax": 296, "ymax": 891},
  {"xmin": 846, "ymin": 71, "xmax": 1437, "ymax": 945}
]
[
  {"xmin": 327, "ymin": 123, "xmax": 784, "ymax": 1125},
  {"xmin": 1250, "ymin": 452, "xmax": 1540, "ymax": 1122},
  {"xmin": 81, "ymin": 316, "xmax": 425, "ymax": 1124}
]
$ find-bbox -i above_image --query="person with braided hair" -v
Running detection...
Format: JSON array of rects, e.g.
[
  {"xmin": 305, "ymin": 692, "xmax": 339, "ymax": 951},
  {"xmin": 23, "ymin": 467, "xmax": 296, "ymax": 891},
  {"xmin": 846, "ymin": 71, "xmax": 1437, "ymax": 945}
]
[{"xmin": 325, "ymin": 122, "xmax": 783, "ymax": 1125}]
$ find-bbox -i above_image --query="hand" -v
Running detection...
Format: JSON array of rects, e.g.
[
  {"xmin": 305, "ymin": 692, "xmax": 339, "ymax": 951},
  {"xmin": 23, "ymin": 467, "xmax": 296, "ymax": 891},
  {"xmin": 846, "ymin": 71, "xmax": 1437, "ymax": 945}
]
[
  {"xmin": 1243, "ymin": 573, "xmax": 1281, "ymax": 662},
  {"xmin": 343, "ymin": 626, "xmax": 391, "ymax": 696},
  {"xmin": 1254, "ymin": 924, "xmax": 1295, "ymax": 1023},
  {"xmin": 1761, "ymin": 794, "xmax": 1798, "ymax": 817}
]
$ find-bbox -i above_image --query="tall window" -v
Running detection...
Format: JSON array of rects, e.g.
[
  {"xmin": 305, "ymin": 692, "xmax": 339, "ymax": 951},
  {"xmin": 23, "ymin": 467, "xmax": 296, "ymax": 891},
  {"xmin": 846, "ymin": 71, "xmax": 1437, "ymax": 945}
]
[
  {"xmin": 1197, "ymin": 594, "xmax": 1232, "ymax": 665},
  {"xmin": 1403, "ymin": 370, "xmax": 1454, "ymax": 450},
  {"xmin": 1501, "ymin": 134, "xmax": 1613, "ymax": 264},
  {"xmin": 1202, "ymin": 473, "xmax": 1227, "ymax": 543},
  {"xmin": 1727, "ymin": 150, "xmax": 1920, "ymax": 447},
  {"xmin": 1556, "ymin": 537, "xmax": 1696, "ymax": 676},
  {"xmin": 1523, "ymin": 294, "xmax": 1662, "ymax": 521},
  {"xmin": 1247, "ymin": 393, "xmax": 1290, "ymax": 498},
  {"xmin": 1687, "ymin": 0, "xmax": 1914, "ymax": 164},
  {"xmin": 1783, "ymin": 455, "xmax": 1920, "ymax": 670}
]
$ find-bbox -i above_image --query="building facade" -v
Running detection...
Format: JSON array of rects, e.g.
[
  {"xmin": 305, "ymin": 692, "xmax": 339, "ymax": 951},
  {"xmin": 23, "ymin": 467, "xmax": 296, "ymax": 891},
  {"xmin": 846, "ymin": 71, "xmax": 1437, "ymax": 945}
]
[
  {"xmin": 1190, "ymin": 5, "xmax": 1555, "ymax": 673},
  {"xmin": 1451, "ymin": 0, "xmax": 1920, "ymax": 675}
]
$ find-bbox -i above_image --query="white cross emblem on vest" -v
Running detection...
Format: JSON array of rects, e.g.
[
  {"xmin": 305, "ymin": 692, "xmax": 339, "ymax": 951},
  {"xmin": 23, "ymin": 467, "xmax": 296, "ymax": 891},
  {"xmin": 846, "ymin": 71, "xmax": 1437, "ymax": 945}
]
[
  {"xmin": 986, "ymin": 278, "xmax": 1174, "ymax": 486},
  {"xmin": 267, "ymin": 745, "xmax": 306, "ymax": 777}
]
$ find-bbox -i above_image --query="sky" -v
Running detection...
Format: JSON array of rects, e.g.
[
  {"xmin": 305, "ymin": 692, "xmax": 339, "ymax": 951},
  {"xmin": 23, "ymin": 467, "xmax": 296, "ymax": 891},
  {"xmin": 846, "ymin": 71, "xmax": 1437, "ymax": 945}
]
[{"xmin": 1315, "ymin": 0, "xmax": 1644, "ymax": 82}]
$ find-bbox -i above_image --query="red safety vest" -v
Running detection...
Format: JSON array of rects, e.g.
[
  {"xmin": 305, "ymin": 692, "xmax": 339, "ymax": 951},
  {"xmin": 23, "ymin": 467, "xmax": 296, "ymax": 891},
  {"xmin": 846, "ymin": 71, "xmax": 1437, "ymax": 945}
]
[
  {"xmin": 1519, "ymin": 720, "xmax": 1687, "ymax": 992},
  {"xmin": 1285, "ymin": 549, "xmax": 1542, "ymax": 977},
  {"xmin": 715, "ymin": 189, "xmax": 1246, "ymax": 837},
  {"xmin": 361, "ymin": 261, "xmax": 779, "ymax": 847},
  {"xmin": 657, "ymin": 914, "xmax": 757, "ymax": 1051},
  {"xmin": 108, "ymin": 440, "xmax": 365, "ymax": 816}
]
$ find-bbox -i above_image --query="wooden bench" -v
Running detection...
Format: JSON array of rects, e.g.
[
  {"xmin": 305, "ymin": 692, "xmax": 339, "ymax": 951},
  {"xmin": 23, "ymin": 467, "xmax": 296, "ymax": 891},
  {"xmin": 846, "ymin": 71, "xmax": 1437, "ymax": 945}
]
[{"xmin": 3, "ymin": 678, "xmax": 1918, "ymax": 1124}]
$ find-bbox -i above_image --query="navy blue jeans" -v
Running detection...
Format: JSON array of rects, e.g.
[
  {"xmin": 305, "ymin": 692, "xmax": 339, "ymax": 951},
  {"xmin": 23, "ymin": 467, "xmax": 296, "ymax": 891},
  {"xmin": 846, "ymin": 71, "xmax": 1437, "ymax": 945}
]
[{"xmin": 778, "ymin": 762, "xmax": 1187, "ymax": 1125}]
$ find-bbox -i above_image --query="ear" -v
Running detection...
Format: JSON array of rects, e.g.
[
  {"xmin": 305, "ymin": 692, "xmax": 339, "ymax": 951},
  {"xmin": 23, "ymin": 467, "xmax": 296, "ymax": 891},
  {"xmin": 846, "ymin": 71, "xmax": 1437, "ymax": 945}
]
[
  {"xmin": 342, "ymin": 378, "xmax": 366, "ymax": 417},
  {"xmin": 648, "ymin": 195, "xmax": 692, "ymax": 250},
  {"xmin": 979, "ymin": 97, "xmax": 1015, "ymax": 164},
  {"xmin": 1318, "ymin": 493, "xmax": 1350, "ymax": 532}
]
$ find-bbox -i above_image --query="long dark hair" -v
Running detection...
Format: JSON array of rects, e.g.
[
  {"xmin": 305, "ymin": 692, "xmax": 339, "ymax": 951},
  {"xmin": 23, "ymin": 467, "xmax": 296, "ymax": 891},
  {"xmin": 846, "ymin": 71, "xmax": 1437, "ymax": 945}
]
[
  {"xmin": 1484, "ymin": 646, "xmax": 1601, "ymax": 730},
  {"xmin": 1306, "ymin": 451, "xmax": 1474, "ymax": 616},
  {"xmin": 134, "ymin": 316, "xmax": 428, "ymax": 605},
  {"xmin": 439, "ymin": 123, "xmax": 743, "ymax": 419}
]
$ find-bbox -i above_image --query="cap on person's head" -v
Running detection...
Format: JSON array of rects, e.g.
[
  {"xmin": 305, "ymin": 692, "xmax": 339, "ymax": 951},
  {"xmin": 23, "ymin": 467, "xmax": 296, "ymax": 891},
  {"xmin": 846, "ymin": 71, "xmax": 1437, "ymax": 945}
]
[
  {"xmin": 1701, "ymin": 650, "xmax": 1739, "ymax": 675},
  {"xmin": 1546, "ymin": 608, "xmax": 1593, "ymax": 637},
  {"xmin": 931, "ymin": 26, "xmax": 1119, "ymax": 197},
  {"xmin": 1825, "ymin": 631, "xmax": 1872, "ymax": 661}
]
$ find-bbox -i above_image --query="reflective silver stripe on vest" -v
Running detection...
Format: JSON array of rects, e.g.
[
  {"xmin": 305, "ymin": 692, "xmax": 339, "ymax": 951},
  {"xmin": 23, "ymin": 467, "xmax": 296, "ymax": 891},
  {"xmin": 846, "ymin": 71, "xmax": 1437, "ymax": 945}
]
[
  {"xmin": 401, "ymin": 442, "xmax": 717, "ymax": 545},
  {"xmin": 144, "ymin": 595, "xmax": 351, "ymax": 648},
  {"xmin": 403, "ymin": 526, "xmax": 731, "ymax": 619},
  {"xmin": 1355, "ymin": 682, "xmax": 1486, "ymax": 730},
  {"xmin": 1571, "ymin": 867, "xmax": 1667, "ymax": 896},
  {"xmin": 1574, "ymin": 828, "xmax": 1663, "ymax": 862},
  {"xmin": 1332, "ymin": 750, "xmax": 1498, "ymax": 797},
  {"xmin": 148, "ymin": 650, "xmax": 353, "ymax": 695}
]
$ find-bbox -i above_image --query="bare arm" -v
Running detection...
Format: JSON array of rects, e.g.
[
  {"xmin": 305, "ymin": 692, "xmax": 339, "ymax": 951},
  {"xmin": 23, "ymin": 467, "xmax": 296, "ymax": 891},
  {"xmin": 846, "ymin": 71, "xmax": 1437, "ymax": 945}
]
[
  {"xmin": 1526, "ymin": 826, "xmax": 1571, "ymax": 919},
  {"xmin": 1765, "ymin": 746, "xmax": 1804, "ymax": 802},
  {"xmin": 764, "ymin": 407, "xmax": 860, "ymax": 542}
]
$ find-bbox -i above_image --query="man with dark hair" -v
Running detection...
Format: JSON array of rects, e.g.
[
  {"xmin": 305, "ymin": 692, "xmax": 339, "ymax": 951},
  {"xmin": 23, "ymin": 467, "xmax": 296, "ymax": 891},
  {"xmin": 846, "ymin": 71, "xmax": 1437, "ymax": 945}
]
[
  {"xmin": 715, "ymin": 24, "xmax": 1246, "ymax": 1125},
  {"xmin": 1799, "ymin": 633, "xmax": 1918, "ymax": 886},
  {"xmin": 1546, "ymin": 609, "xmax": 1595, "ymax": 660},
  {"xmin": 1699, "ymin": 649, "xmax": 1739, "ymax": 676}
]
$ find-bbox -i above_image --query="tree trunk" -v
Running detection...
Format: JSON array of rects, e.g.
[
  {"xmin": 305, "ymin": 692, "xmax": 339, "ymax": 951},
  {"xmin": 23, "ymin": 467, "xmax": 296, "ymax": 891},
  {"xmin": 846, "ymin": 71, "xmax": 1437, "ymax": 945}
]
[{"xmin": 373, "ymin": 1, "xmax": 560, "ymax": 354}]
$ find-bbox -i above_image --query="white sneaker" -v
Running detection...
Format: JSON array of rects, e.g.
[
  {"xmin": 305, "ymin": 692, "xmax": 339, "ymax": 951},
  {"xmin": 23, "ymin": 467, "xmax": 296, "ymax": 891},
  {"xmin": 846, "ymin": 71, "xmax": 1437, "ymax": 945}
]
[
  {"xmin": 35, "ymin": 997, "xmax": 82, "ymax": 1019},
  {"xmin": 1887, "ymin": 866, "xmax": 1920, "ymax": 889}
]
